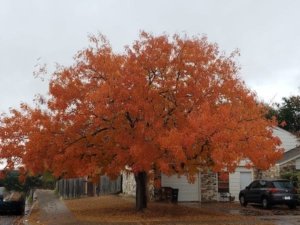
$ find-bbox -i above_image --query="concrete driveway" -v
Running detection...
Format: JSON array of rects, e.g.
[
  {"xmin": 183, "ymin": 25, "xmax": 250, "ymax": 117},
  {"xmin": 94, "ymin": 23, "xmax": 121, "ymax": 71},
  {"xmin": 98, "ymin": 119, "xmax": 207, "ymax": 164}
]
[{"xmin": 182, "ymin": 202, "xmax": 300, "ymax": 225}]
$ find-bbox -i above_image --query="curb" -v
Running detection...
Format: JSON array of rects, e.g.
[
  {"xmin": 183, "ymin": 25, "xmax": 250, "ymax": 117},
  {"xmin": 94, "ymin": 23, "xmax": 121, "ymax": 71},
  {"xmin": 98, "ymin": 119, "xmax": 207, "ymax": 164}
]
[{"xmin": 17, "ymin": 200, "xmax": 37, "ymax": 225}]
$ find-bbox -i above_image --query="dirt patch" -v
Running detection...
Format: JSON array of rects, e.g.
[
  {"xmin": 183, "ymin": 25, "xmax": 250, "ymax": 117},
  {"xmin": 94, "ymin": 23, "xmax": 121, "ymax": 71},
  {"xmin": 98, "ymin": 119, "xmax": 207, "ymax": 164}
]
[{"xmin": 64, "ymin": 195, "xmax": 273, "ymax": 224}]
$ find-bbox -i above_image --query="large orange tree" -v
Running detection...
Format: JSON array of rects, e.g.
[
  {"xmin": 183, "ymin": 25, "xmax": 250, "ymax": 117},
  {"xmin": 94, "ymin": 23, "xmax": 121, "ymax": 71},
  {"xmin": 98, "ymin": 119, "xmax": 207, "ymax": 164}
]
[{"xmin": 0, "ymin": 33, "xmax": 282, "ymax": 210}]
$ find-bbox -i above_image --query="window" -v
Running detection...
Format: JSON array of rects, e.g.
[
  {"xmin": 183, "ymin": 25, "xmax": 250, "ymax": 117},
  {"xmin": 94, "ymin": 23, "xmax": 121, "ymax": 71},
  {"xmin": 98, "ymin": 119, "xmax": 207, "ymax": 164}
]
[
  {"xmin": 273, "ymin": 181, "xmax": 293, "ymax": 189},
  {"xmin": 259, "ymin": 180, "xmax": 267, "ymax": 188},
  {"xmin": 250, "ymin": 181, "xmax": 261, "ymax": 189},
  {"xmin": 218, "ymin": 172, "xmax": 229, "ymax": 193}
]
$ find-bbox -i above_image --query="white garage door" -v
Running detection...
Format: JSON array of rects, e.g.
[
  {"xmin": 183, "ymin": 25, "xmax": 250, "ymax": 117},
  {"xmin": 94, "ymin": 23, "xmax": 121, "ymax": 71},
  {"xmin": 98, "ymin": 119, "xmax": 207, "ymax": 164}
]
[
  {"xmin": 240, "ymin": 172, "xmax": 252, "ymax": 190},
  {"xmin": 161, "ymin": 174, "xmax": 200, "ymax": 202},
  {"xmin": 229, "ymin": 168, "xmax": 253, "ymax": 201}
]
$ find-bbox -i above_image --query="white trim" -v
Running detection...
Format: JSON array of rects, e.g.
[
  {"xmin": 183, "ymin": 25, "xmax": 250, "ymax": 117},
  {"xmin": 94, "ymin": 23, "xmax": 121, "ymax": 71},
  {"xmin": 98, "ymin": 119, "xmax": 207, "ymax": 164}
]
[
  {"xmin": 278, "ymin": 155, "xmax": 300, "ymax": 165},
  {"xmin": 198, "ymin": 172, "xmax": 201, "ymax": 202}
]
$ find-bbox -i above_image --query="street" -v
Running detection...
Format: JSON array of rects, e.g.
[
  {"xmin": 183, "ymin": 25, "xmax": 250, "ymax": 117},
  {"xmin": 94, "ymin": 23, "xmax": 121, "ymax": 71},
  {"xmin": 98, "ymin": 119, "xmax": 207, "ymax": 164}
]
[{"xmin": 0, "ymin": 215, "xmax": 22, "ymax": 225}]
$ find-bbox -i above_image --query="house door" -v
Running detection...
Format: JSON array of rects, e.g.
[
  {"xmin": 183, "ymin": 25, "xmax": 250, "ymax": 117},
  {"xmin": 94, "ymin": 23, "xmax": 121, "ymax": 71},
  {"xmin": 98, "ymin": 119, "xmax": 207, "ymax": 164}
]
[{"xmin": 240, "ymin": 172, "xmax": 252, "ymax": 190}]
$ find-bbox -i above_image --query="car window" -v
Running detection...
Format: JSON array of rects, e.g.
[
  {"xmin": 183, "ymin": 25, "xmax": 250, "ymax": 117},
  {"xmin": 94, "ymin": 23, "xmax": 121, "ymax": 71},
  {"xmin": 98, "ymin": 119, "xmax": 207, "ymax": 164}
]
[
  {"xmin": 259, "ymin": 180, "xmax": 267, "ymax": 188},
  {"xmin": 0, "ymin": 187, "xmax": 9, "ymax": 198},
  {"xmin": 266, "ymin": 181, "xmax": 275, "ymax": 188},
  {"xmin": 250, "ymin": 181, "xmax": 261, "ymax": 189},
  {"xmin": 272, "ymin": 181, "xmax": 293, "ymax": 189}
]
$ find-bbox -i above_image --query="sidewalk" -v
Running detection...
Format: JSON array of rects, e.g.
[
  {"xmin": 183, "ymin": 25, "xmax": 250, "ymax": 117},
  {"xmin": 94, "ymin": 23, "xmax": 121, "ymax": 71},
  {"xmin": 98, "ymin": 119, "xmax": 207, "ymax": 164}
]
[{"xmin": 24, "ymin": 189, "xmax": 78, "ymax": 225}]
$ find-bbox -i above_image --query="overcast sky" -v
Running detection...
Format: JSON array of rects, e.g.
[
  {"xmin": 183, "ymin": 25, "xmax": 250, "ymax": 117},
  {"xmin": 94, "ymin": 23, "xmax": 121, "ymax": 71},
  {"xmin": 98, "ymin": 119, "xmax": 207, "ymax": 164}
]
[{"xmin": 1, "ymin": 0, "xmax": 300, "ymax": 112}]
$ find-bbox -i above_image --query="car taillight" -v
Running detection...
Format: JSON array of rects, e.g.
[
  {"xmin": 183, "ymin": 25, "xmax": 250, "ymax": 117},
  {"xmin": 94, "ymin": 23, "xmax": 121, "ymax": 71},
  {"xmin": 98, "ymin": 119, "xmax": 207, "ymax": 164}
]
[{"xmin": 269, "ymin": 188, "xmax": 279, "ymax": 193}]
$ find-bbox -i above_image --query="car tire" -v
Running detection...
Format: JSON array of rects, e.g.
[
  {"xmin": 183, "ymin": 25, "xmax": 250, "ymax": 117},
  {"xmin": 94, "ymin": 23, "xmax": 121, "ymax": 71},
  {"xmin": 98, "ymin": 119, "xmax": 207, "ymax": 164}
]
[
  {"xmin": 239, "ymin": 195, "xmax": 247, "ymax": 207},
  {"xmin": 262, "ymin": 197, "xmax": 271, "ymax": 209}
]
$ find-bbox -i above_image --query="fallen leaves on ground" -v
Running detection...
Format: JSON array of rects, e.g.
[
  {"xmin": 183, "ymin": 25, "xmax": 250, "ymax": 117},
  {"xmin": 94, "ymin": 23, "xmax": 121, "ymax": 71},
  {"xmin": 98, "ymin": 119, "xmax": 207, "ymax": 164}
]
[
  {"xmin": 64, "ymin": 195, "xmax": 273, "ymax": 224},
  {"xmin": 27, "ymin": 202, "xmax": 44, "ymax": 225}
]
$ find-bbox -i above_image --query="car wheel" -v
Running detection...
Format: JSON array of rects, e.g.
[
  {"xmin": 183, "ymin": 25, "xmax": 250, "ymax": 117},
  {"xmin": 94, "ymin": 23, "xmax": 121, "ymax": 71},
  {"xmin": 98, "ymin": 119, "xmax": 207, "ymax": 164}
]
[
  {"xmin": 262, "ymin": 197, "xmax": 271, "ymax": 209},
  {"xmin": 239, "ymin": 195, "xmax": 247, "ymax": 207}
]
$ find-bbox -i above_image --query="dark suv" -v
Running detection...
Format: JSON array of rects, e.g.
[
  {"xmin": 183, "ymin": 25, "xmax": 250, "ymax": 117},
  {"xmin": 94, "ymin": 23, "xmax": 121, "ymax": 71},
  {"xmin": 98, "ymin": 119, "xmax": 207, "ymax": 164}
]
[
  {"xmin": 239, "ymin": 179, "xmax": 298, "ymax": 209},
  {"xmin": 0, "ymin": 187, "xmax": 25, "ymax": 215}
]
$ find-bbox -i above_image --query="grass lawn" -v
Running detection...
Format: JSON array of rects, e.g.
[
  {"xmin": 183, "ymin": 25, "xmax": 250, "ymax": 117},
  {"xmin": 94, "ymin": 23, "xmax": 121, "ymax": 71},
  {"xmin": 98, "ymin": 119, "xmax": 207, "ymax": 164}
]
[{"xmin": 63, "ymin": 195, "xmax": 273, "ymax": 225}]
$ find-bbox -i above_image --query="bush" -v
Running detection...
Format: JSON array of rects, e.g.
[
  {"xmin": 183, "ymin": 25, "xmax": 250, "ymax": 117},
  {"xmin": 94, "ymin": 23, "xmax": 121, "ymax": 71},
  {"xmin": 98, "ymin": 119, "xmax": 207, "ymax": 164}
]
[{"xmin": 280, "ymin": 171, "xmax": 300, "ymax": 188}]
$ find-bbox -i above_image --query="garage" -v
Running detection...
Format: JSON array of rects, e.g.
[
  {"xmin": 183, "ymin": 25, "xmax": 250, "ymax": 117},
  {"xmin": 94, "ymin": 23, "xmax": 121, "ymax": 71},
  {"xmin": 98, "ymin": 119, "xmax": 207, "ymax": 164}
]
[
  {"xmin": 229, "ymin": 167, "xmax": 253, "ymax": 201},
  {"xmin": 161, "ymin": 174, "xmax": 200, "ymax": 202}
]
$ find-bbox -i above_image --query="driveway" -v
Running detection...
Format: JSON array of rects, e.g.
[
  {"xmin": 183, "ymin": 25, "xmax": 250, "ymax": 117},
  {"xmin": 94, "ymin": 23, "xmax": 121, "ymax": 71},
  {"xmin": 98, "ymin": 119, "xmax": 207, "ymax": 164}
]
[
  {"xmin": 182, "ymin": 202, "xmax": 300, "ymax": 225},
  {"xmin": 247, "ymin": 205, "xmax": 300, "ymax": 225}
]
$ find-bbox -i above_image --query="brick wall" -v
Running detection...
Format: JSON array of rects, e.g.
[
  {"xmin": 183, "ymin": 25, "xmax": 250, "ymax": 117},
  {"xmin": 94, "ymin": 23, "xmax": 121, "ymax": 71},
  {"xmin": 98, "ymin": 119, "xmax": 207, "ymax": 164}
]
[
  {"xmin": 200, "ymin": 172, "xmax": 218, "ymax": 201},
  {"xmin": 254, "ymin": 165, "xmax": 280, "ymax": 179}
]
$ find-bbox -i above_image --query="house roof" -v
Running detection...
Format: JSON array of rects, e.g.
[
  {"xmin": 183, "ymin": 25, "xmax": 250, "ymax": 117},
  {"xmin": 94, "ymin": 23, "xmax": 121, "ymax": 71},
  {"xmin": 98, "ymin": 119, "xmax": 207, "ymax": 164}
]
[
  {"xmin": 278, "ymin": 146, "xmax": 300, "ymax": 165},
  {"xmin": 273, "ymin": 127, "xmax": 300, "ymax": 152}
]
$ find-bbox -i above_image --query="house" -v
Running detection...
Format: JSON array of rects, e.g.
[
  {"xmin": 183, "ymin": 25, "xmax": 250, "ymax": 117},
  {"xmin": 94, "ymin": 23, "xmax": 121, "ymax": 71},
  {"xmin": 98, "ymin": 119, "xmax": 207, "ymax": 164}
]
[
  {"xmin": 229, "ymin": 127, "xmax": 300, "ymax": 202},
  {"xmin": 122, "ymin": 127, "xmax": 300, "ymax": 202},
  {"xmin": 276, "ymin": 146, "xmax": 300, "ymax": 178}
]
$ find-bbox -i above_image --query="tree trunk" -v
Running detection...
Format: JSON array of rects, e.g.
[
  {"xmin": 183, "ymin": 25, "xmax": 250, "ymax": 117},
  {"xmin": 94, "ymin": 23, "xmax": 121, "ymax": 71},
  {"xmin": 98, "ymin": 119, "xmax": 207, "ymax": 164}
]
[{"xmin": 135, "ymin": 171, "xmax": 147, "ymax": 211}]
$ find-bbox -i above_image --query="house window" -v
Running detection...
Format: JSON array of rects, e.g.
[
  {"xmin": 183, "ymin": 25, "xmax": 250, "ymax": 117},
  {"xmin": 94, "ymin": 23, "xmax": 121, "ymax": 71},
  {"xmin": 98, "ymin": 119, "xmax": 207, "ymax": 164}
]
[{"xmin": 218, "ymin": 172, "xmax": 229, "ymax": 193}]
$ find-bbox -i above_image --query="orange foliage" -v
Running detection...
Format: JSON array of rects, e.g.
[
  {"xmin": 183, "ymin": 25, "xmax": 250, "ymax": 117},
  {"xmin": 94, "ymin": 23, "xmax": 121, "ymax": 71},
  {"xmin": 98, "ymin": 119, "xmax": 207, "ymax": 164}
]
[{"xmin": 0, "ymin": 32, "xmax": 283, "ymax": 180}]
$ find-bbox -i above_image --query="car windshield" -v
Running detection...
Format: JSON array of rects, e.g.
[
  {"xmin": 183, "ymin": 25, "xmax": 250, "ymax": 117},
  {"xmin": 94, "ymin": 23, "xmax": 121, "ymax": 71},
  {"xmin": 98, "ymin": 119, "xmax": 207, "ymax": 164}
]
[{"xmin": 273, "ymin": 181, "xmax": 293, "ymax": 189}]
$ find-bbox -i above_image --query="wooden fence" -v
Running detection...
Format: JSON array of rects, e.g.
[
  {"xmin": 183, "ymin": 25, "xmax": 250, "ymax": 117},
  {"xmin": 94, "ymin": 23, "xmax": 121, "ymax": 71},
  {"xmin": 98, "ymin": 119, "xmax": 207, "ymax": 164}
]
[
  {"xmin": 56, "ymin": 178, "xmax": 85, "ymax": 199},
  {"xmin": 99, "ymin": 175, "xmax": 122, "ymax": 195},
  {"xmin": 56, "ymin": 175, "xmax": 122, "ymax": 199}
]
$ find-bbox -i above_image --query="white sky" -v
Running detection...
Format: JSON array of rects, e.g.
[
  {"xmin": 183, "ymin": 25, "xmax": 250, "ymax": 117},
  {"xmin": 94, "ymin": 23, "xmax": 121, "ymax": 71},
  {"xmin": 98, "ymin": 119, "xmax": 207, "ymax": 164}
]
[{"xmin": 0, "ymin": 0, "xmax": 300, "ymax": 112}]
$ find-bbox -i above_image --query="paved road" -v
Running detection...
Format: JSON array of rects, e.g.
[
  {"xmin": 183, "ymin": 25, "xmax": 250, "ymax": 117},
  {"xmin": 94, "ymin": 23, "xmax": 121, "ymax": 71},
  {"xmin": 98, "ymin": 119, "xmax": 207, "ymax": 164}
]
[{"xmin": 0, "ymin": 215, "xmax": 21, "ymax": 225}]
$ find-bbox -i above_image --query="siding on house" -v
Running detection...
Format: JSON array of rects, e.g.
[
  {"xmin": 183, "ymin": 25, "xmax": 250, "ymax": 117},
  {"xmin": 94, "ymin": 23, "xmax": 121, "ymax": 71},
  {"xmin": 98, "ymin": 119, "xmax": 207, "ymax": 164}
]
[
  {"xmin": 229, "ymin": 167, "xmax": 253, "ymax": 202},
  {"xmin": 229, "ymin": 171, "xmax": 240, "ymax": 201},
  {"xmin": 296, "ymin": 158, "xmax": 300, "ymax": 170},
  {"xmin": 123, "ymin": 171, "xmax": 219, "ymax": 202},
  {"xmin": 161, "ymin": 174, "xmax": 200, "ymax": 202},
  {"xmin": 160, "ymin": 172, "xmax": 218, "ymax": 202}
]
